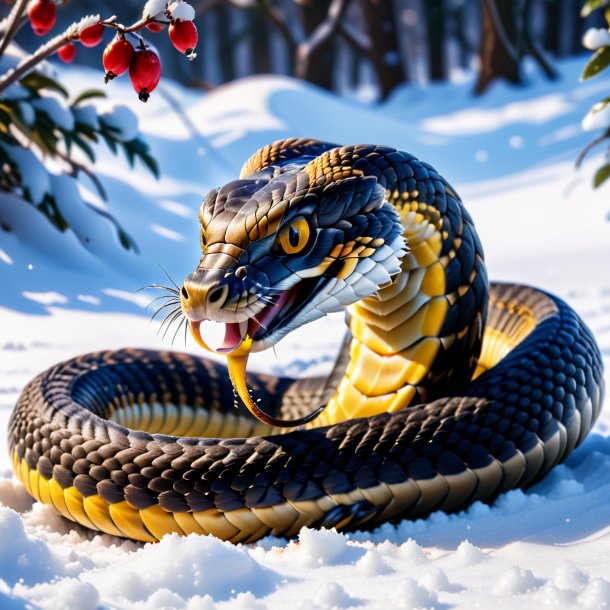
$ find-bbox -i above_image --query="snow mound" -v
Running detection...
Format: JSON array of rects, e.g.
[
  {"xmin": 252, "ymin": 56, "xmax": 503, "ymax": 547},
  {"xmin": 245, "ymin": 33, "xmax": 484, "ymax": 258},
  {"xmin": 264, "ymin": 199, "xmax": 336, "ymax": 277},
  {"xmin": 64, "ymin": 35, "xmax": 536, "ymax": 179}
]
[
  {"xmin": 494, "ymin": 566, "xmax": 544, "ymax": 595},
  {"xmin": 83, "ymin": 533, "xmax": 279, "ymax": 603},
  {"xmin": 0, "ymin": 508, "xmax": 63, "ymax": 586}
]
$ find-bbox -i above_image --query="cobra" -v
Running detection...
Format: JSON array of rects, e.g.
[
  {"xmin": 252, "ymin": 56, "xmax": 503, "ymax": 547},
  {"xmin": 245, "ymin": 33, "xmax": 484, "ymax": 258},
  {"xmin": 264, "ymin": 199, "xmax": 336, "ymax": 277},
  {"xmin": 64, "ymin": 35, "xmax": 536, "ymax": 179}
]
[{"xmin": 8, "ymin": 140, "xmax": 604, "ymax": 544}]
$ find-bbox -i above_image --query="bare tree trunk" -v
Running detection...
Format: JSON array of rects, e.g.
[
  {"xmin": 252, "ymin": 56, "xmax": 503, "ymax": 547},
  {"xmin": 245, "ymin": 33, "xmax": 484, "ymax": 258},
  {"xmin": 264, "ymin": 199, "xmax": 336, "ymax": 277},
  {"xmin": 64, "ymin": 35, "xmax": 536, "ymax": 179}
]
[
  {"xmin": 475, "ymin": 0, "xmax": 520, "ymax": 95},
  {"xmin": 544, "ymin": 0, "xmax": 561, "ymax": 55},
  {"xmin": 452, "ymin": 1, "xmax": 473, "ymax": 69},
  {"xmin": 423, "ymin": 0, "xmax": 446, "ymax": 81},
  {"xmin": 215, "ymin": 4, "xmax": 236, "ymax": 82},
  {"xmin": 569, "ymin": 0, "xmax": 585, "ymax": 55},
  {"xmin": 518, "ymin": 0, "xmax": 558, "ymax": 80},
  {"xmin": 248, "ymin": 7, "xmax": 271, "ymax": 74},
  {"xmin": 298, "ymin": 0, "xmax": 335, "ymax": 89},
  {"xmin": 359, "ymin": 0, "xmax": 407, "ymax": 98}
]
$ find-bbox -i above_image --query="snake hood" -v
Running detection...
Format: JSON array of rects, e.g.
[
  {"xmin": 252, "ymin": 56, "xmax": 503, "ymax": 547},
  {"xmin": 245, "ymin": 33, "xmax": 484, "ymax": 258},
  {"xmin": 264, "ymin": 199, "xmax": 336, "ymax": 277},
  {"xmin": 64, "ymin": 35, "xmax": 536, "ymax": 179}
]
[
  {"xmin": 180, "ymin": 154, "xmax": 406, "ymax": 355},
  {"xmin": 180, "ymin": 145, "xmax": 406, "ymax": 426}
]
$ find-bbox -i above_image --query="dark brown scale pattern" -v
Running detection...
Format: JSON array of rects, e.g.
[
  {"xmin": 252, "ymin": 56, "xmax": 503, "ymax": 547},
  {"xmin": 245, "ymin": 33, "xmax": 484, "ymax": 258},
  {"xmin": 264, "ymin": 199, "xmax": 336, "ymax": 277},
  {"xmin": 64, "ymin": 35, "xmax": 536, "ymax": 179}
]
[
  {"xmin": 7, "ymin": 140, "xmax": 605, "ymax": 540},
  {"xmin": 7, "ymin": 283, "xmax": 605, "ymax": 535}
]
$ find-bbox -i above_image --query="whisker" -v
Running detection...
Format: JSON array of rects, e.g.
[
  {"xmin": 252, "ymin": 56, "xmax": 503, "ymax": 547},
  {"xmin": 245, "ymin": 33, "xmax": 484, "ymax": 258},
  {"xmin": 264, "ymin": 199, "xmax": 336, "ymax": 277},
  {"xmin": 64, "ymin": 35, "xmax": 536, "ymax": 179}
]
[
  {"xmin": 146, "ymin": 295, "xmax": 179, "ymax": 311},
  {"xmin": 171, "ymin": 317, "xmax": 187, "ymax": 346},
  {"xmin": 138, "ymin": 283, "xmax": 180, "ymax": 295},
  {"xmin": 163, "ymin": 310, "xmax": 184, "ymax": 341},
  {"xmin": 150, "ymin": 300, "xmax": 181, "ymax": 324},
  {"xmin": 157, "ymin": 307, "xmax": 181, "ymax": 336},
  {"xmin": 157, "ymin": 263, "xmax": 181, "ymax": 291}
]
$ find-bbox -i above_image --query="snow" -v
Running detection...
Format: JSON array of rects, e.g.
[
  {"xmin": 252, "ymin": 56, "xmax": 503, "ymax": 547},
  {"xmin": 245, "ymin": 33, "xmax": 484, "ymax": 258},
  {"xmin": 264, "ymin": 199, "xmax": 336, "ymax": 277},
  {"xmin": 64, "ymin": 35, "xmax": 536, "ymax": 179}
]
[
  {"xmin": 143, "ymin": 0, "xmax": 168, "ymax": 20},
  {"xmin": 422, "ymin": 94, "xmax": 574, "ymax": 135},
  {"xmin": 0, "ymin": 145, "xmax": 48, "ymax": 203},
  {"xmin": 98, "ymin": 102, "xmax": 139, "ymax": 142},
  {"xmin": 72, "ymin": 104, "xmax": 101, "ymax": 130},
  {"xmin": 1, "ymin": 57, "xmax": 610, "ymax": 608},
  {"xmin": 168, "ymin": 1, "xmax": 196, "ymax": 22},
  {"xmin": 582, "ymin": 27, "xmax": 610, "ymax": 51},
  {"xmin": 31, "ymin": 95, "xmax": 75, "ymax": 132},
  {"xmin": 75, "ymin": 15, "xmax": 101, "ymax": 35},
  {"xmin": 582, "ymin": 99, "xmax": 610, "ymax": 131}
]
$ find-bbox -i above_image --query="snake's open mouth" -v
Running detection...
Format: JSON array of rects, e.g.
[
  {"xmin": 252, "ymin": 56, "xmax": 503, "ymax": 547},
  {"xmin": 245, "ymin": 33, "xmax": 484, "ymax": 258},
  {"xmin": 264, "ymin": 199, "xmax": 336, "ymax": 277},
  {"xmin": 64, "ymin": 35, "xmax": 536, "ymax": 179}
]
[
  {"xmin": 188, "ymin": 279, "xmax": 326, "ymax": 428},
  {"xmin": 189, "ymin": 277, "xmax": 321, "ymax": 354}
]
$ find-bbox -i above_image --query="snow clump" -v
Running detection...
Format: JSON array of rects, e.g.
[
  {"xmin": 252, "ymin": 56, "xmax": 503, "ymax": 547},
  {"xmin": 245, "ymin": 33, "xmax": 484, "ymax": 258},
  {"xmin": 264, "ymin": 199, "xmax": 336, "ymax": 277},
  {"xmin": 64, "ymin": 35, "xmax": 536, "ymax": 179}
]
[{"xmin": 582, "ymin": 28, "xmax": 610, "ymax": 50}]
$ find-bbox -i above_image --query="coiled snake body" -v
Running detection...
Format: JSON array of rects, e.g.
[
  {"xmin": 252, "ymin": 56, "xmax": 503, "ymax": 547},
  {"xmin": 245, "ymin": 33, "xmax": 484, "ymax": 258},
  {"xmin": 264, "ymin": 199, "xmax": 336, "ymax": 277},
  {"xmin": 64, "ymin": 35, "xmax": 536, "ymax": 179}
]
[{"xmin": 9, "ymin": 140, "xmax": 604, "ymax": 543}]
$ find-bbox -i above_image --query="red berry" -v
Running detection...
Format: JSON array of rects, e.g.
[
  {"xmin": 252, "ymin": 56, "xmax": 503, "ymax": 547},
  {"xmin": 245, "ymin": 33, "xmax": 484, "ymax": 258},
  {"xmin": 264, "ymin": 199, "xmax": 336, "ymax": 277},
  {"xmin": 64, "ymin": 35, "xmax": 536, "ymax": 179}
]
[
  {"xmin": 58, "ymin": 43, "xmax": 77, "ymax": 64},
  {"xmin": 80, "ymin": 23, "xmax": 105, "ymax": 48},
  {"xmin": 103, "ymin": 38, "xmax": 135, "ymax": 82},
  {"xmin": 169, "ymin": 20, "xmax": 198, "ymax": 57},
  {"xmin": 28, "ymin": 0, "xmax": 56, "ymax": 37},
  {"xmin": 129, "ymin": 49, "xmax": 161, "ymax": 102},
  {"xmin": 147, "ymin": 21, "xmax": 167, "ymax": 33}
]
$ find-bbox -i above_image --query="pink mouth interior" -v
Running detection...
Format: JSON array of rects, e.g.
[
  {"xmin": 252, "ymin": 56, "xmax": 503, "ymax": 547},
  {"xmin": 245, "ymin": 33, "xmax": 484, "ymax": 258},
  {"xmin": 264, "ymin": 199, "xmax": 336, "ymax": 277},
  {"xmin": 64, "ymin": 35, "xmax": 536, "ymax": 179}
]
[{"xmin": 197, "ymin": 288, "xmax": 294, "ymax": 354}]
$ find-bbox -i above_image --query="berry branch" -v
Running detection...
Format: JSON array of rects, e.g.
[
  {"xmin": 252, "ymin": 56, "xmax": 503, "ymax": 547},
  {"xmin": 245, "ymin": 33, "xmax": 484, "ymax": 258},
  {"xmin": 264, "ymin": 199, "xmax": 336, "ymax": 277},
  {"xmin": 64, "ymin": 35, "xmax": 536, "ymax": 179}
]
[
  {"xmin": 0, "ymin": 24, "xmax": 81, "ymax": 95},
  {"xmin": 0, "ymin": 0, "xmax": 29, "ymax": 57},
  {"xmin": 0, "ymin": 1, "xmax": 200, "ymax": 252},
  {"xmin": 0, "ymin": 1, "xmax": 199, "ymax": 102}
]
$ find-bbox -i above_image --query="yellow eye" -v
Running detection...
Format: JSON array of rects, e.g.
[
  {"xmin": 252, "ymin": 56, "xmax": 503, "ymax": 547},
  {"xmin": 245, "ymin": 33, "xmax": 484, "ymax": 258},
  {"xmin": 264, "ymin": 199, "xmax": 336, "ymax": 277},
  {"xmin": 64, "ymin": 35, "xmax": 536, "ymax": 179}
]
[
  {"xmin": 200, "ymin": 228, "xmax": 207, "ymax": 252},
  {"xmin": 278, "ymin": 217, "xmax": 311, "ymax": 255}
]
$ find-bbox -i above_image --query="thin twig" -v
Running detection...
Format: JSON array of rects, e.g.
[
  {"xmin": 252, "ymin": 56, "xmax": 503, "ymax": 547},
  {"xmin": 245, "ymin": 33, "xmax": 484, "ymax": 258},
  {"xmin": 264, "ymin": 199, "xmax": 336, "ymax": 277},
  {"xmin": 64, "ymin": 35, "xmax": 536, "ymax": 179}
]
[
  {"xmin": 99, "ymin": 15, "xmax": 156, "ymax": 35},
  {"xmin": 0, "ymin": 12, "xmax": 158, "ymax": 96},
  {"xmin": 337, "ymin": 22, "xmax": 370, "ymax": 55},
  {"xmin": 484, "ymin": 0, "xmax": 519, "ymax": 62},
  {"xmin": 0, "ymin": 28, "xmax": 78, "ymax": 95},
  {"xmin": 576, "ymin": 127, "xmax": 610, "ymax": 168},
  {"xmin": 56, "ymin": 149, "xmax": 108, "ymax": 200},
  {"xmin": 0, "ymin": 0, "xmax": 28, "ymax": 57},
  {"xmin": 295, "ymin": 0, "xmax": 352, "ymax": 80},
  {"xmin": 256, "ymin": 0, "xmax": 297, "ymax": 52}
]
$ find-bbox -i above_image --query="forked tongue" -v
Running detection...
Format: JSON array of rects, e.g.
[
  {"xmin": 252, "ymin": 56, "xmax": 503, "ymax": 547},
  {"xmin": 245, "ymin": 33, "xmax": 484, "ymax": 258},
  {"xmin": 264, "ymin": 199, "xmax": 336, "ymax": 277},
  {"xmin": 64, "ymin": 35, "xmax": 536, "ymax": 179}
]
[{"xmin": 189, "ymin": 319, "xmax": 325, "ymax": 428}]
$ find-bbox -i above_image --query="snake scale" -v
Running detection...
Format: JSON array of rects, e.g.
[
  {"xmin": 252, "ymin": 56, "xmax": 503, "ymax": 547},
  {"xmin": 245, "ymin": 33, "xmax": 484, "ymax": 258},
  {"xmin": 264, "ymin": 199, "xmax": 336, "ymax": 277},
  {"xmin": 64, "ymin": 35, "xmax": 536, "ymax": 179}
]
[{"xmin": 8, "ymin": 140, "xmax": 604, "ymax": 543}]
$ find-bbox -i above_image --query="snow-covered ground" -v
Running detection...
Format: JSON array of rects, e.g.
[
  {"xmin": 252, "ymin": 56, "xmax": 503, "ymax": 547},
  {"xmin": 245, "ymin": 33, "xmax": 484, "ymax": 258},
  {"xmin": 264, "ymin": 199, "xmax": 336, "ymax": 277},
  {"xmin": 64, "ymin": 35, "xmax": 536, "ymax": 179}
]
[{"xmin": 1, "ymin": 58, "xmax": 610, "ymax": 609}]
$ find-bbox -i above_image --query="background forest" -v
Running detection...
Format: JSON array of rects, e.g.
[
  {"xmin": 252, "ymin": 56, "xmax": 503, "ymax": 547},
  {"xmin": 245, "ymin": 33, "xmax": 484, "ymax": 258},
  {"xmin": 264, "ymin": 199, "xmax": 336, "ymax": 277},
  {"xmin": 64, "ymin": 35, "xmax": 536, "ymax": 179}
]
[{"xmin": 2, "ymin": 0, "xmax": 605, "ymax": 100}]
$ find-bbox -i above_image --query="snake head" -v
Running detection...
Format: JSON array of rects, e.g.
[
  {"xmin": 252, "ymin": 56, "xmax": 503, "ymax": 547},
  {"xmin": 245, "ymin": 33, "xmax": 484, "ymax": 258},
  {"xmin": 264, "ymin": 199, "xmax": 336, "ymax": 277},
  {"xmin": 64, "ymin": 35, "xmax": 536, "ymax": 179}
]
[{"xmin": 180, "ymin": 151, "xmax": 406, "ymax": 426}]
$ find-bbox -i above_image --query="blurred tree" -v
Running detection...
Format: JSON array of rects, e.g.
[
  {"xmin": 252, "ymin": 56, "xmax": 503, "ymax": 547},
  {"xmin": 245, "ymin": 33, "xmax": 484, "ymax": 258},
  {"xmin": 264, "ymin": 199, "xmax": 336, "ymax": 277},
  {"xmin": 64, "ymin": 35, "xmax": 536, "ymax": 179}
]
[
  {"xmin": 215, "ymin": 4, "xmax": 236, "ymax": 82},
  {"xmin": 475, "ymin": 0, "xmax": 557, "ymax": 95},
  {"xmin": 248, "ymin": 5, "xmax": 271, "ymax": 73},
  {"xmin": 296, "ymin": 0, "xmax": 336, "ymax": 89},
  {"xmin": 0, "ymin": 0, "xmax": 587, "ymax": 101},
  {"xmin": 359, "ymin": 0, "xmax": 407, "ymax": 96},
  {"xmin": 475, "ymin": 0, "xmax": 520, "ymax": 94},
  {"xmin": 423, "ymin": 0, "xmax": 446, "ymax": 80}
]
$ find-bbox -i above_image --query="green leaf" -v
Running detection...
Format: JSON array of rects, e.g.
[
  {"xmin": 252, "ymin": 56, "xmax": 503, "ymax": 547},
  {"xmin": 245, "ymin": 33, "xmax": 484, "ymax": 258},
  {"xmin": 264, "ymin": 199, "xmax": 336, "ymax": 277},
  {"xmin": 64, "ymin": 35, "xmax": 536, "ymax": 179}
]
[
  {"xmin": 594, "ymin": 163, "xmax": 610, "ymax": 187},
  {"xmin": 581, "ymin": 0, "xmax": 610, "ymax": 17},
  {"xmin": 137, "ymin": 150, "xmax": 160, "ymax": 178},
  {"xmin": 581, "ymin": 46, "xmax": 610, "ymax": 81},
  {"xmin": 122, "ymin": 143, "xmax": 136, "ymax": 168},
  {"xmin": 38, "ymin": 194, "xmax": 68, "ymax": 232},
  {"xmin": 20, "ymin": 72, "xmax": 69, "ymax": 98},
  {"xmin": 124, "ymin": 137, "xmax": 161, "ymax": 178},
  {"xmin": 71, "ymin": 89, "xmax": 106, "ymax": 107},
  {"xmin": 31, "ymin": 124, "xmax": 59, "ymax": 156},
  {"xmin": 85, "ymin": 202, "xmax": 140, "ymax": 253},
  {"xmin": 100, "ymin": 133, "xmax": 118, "ymax": 154},
  {"xmin": 72, "ymin": 134, "xmax": 96, "ymax": 163},
  {"xmin": 117, "ymin": 227, "xmax": 139, "ymax": 253}
]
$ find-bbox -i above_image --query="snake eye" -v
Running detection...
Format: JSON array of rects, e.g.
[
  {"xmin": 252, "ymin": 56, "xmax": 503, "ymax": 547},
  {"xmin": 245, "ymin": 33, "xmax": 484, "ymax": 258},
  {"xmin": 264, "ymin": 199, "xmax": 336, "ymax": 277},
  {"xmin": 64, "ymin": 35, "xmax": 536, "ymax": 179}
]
[
  {"xmin": 200, "ymin": 228, "xmax": 207, "ymax": 253},
  {"xmin": 278, "ymin": 217, "xmax": 311, "ymax": 255}
]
